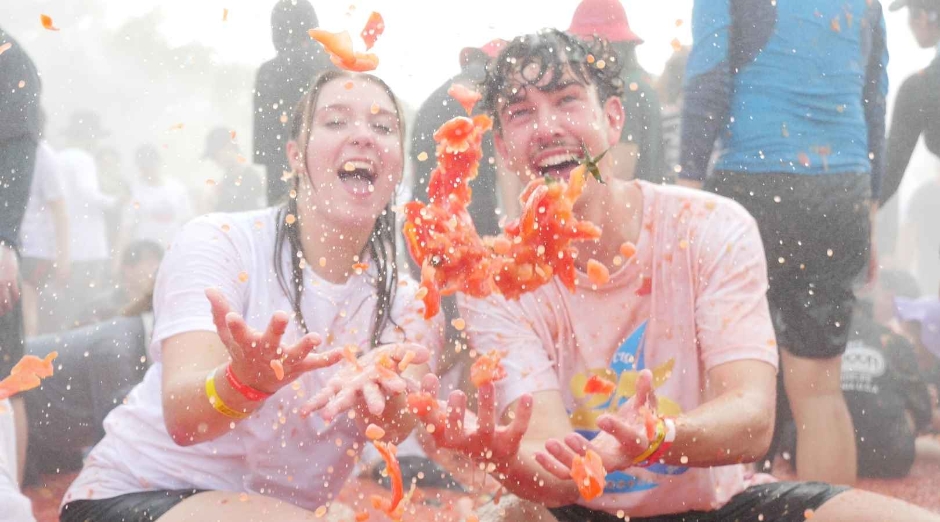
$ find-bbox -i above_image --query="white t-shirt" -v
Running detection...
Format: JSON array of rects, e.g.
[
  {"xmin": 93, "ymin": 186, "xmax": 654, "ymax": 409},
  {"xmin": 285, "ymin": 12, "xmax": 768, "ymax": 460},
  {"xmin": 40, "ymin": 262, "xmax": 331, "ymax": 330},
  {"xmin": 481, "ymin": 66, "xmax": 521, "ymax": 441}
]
[
  {"xmin": 63, "ymin": 207, "xmax": 443, "ymax": 510},
  {"xmin": 122, "ymin": 178, "xmax": 193, "ymax": 248},
  {"xmin": 1, "ymin": 399, "xmax": 36, "ymax": 522},
  {"xmin": 59, "ymin": 148, "xmax": 116, "ymax": 262},
  {"xmin": 19, "ymin": 141, "xmax": 64, "ymax": 260}
]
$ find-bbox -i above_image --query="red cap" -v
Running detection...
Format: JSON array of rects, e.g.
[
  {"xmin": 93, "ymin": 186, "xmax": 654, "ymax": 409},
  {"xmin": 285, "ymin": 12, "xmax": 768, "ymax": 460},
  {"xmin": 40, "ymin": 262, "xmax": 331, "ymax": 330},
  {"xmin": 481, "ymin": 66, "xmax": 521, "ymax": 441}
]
[
  {"xmin": 479, "ymin": 38, "xmax": 508, "ymax": 58},
  {"xmin": 568, "ymin": 0, "xmax": 643, "ymax": 44},
  {"xmin": 460, "ymin": 38, "xmax": 508, "ymax": 67}
]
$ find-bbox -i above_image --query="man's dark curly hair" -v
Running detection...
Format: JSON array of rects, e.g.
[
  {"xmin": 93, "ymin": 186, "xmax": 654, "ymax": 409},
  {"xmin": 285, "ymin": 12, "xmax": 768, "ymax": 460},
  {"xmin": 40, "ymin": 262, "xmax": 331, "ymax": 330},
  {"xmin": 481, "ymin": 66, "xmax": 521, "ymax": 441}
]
[{"xmin": 482, "ymin": 28, "xmax": 625, "ymax": 133}]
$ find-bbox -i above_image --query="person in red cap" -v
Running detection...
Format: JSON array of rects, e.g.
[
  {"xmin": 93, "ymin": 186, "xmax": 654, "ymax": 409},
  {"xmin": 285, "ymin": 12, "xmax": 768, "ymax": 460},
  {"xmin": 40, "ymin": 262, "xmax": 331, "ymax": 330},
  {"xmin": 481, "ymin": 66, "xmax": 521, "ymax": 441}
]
[{"xmin": 569, "ymin": 0, "xmax": 665, "ymax": 184}]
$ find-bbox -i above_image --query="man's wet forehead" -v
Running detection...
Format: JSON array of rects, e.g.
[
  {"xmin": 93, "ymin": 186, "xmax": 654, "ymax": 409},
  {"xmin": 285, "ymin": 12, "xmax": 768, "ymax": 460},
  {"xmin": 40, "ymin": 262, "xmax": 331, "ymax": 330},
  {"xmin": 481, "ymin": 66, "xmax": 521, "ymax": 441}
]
[{"xmin": 501, "ymin": 62, "xmax": 588, "ymax": 104}]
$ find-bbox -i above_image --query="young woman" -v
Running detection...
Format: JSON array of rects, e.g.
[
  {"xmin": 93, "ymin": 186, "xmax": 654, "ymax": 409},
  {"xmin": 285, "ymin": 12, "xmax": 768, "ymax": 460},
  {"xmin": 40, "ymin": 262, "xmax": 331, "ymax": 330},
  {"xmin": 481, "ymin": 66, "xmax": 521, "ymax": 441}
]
[{"xmin": 59, "ymin": 70, "xmax": 443, "ymax": 522}]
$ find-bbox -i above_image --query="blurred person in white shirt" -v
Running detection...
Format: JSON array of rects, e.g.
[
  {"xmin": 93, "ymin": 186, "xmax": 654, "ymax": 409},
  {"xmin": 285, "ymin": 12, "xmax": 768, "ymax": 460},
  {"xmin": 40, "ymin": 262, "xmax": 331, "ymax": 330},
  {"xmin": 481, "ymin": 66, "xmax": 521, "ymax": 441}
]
[
  {"xmin": 114, "ymin": 145, "xmax": 192, "ymax": 265},
  {"xmin": 57, "ymin": 111, "xmax": 119, "ymax": 328},
  {"xmin": 18, "ymin": 137, "xmax": 70, "ymax": 337}
]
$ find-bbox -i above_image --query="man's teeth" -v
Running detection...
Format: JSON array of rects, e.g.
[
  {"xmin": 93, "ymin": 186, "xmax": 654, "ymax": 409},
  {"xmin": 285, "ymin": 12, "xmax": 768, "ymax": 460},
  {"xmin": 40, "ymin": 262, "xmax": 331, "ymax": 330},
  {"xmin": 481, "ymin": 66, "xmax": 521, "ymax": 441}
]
[{"xmin": 537, "ymin": 153, "xmax": 578, "ymax": 169}]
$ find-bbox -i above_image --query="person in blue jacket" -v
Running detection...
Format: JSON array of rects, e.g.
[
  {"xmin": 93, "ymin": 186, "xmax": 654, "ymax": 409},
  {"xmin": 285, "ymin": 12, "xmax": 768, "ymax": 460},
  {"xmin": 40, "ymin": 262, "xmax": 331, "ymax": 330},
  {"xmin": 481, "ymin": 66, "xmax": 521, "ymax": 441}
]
[{"xmin": 679, "ymin": 0, "xmax": 889, "ymax": 485}]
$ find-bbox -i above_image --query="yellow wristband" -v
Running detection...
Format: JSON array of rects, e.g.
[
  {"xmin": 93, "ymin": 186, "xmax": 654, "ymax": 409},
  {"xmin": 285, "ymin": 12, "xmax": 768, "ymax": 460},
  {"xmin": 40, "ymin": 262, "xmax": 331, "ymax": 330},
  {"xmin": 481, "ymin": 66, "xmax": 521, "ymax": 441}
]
[
  {"xmin": 206, "ymin": 371, "xmax": 249, "ymax": 420},
  {"xmin": 632, "ymin": 418, "xmax": 666, "ymax": 465}
]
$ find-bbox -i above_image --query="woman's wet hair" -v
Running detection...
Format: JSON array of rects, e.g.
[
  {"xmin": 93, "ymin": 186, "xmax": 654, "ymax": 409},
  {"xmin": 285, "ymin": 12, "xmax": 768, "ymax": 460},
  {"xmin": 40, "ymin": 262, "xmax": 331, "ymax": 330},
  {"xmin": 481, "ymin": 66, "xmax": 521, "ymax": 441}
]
[
  {"xmin": 274, "ymin": 69, "xmax": 405, "ymax": 348},
  {"xmin": 482, "ymin": 28, "xmax": 625, "ymax": 132}
]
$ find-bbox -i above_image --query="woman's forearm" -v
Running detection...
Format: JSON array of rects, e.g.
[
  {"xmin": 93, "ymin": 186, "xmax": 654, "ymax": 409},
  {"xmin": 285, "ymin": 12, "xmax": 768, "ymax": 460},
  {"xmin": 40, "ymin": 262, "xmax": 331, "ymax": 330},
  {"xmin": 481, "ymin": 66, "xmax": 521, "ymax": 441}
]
[{"xmin": 163, "ymin": 362, "xmax": 264, "ymax": 446}]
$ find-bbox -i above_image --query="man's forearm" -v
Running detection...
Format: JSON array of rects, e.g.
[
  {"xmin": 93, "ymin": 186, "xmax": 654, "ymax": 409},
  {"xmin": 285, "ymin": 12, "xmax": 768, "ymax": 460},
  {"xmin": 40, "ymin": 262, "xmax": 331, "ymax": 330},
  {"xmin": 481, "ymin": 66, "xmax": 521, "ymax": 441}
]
[{"xmin": 659, "ymin": 388, "xmax": 774, "ymax": 468}]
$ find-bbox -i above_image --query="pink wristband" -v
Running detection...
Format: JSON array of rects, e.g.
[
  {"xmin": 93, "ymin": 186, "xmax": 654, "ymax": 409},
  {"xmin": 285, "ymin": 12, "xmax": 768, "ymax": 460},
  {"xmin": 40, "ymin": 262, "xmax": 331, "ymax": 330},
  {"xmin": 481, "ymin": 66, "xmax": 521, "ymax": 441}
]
[{"xmin": 224, "ymin": 365, "xmax": 272, "ymax": 402}]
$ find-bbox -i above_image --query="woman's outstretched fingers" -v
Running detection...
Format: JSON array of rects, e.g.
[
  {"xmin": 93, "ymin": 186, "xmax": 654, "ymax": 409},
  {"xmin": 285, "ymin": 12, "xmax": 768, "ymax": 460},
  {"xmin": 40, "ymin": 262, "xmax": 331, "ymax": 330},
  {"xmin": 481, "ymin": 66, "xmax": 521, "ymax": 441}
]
[
  {"xmin": 320, "ymin": 388, "xmax": 357, "ymax": 422},
  {"xmin": 225, "ymin": 312, "xmax": 256, "ymax": 353},
  {"xmin": 362, "ymin": 381, "xmax": 387, "ymax": 416},
  {"xmin": 284, "ymin": 333, "xmax": 322, "ymax": 365},
  {"xmin": 377, "ymin": 374, "xmax": 408, "ymax": 396},
  {"xmin": 261, "ymin": 310, "xmax": 290, "ymax": 351},
  {"xmin": 296, "ymin": 346, "xmax": 343, "ymax": 374},
  {"xmin": 206, "ymin": 288, "xmax": 234, "ymax": 346}
]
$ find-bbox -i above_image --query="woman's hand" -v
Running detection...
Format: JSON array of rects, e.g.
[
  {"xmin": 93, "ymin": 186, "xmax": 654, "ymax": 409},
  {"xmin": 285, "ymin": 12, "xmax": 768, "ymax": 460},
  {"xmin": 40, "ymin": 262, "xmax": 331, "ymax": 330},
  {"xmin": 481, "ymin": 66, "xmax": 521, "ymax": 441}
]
[
  {"xmin": 412, "ymin": 373, "xmax": 533, "ymax": 463},
  {"xmin": 206, "ymin": 288, "xmax": 343, "ymax": 395},
  {"xmin": 299, "ymin": 342, "xmax": 430, "ymax": 422},
  {"xmin": 537, "ymin": 369, "xmax": 659, "ymax": 475}
]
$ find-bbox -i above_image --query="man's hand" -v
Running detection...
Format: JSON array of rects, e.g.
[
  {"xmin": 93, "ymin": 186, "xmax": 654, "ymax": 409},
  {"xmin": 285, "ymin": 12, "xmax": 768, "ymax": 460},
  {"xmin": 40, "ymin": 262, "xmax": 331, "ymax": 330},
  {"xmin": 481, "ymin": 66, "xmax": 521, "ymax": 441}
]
[
  {"xmin": 413, "ymin": 373, "xmax": 533, "ymax": 463},
  {"xmin": 539, "ymin": 369, "xmax": 659, "ymax": 475},
  {"xmin": 0, "ymin": 245, "xmax": 21, "ymax": 317}
]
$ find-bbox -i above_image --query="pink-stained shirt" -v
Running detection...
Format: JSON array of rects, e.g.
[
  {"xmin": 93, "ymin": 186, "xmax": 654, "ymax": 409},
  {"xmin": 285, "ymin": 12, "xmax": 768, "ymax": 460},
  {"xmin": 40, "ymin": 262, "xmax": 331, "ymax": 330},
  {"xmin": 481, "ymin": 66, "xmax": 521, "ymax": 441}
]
[{"xmin": 459, "ymin": 181, "xmax": 779, "ymax": 517}]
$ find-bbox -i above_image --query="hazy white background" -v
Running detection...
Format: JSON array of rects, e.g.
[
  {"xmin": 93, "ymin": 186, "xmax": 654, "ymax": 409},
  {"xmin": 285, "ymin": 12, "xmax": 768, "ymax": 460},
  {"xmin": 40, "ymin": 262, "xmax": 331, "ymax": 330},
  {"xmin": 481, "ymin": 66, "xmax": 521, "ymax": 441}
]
[{"xmin": 5, "ymin": 0, "xmax": 939, "ymax": 206}]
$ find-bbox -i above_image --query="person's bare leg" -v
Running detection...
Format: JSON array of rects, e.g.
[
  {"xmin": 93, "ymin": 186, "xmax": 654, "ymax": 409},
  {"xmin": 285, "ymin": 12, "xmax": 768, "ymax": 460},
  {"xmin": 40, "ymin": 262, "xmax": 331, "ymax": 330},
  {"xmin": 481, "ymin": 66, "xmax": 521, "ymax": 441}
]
[
  {"xmin": 11, "ymin": 397, "xmax": 27, "ymax": 484},
  {"xmin": 158, "ymin": 491, "xmax": 350, "ymax": 522},
  {"xmin": 780, "ymin": 349, "xmax": 857, "ymax": 485},
  {"xmin": 812, "ymin": 489, "xmax": 940, "ymax": 522}
]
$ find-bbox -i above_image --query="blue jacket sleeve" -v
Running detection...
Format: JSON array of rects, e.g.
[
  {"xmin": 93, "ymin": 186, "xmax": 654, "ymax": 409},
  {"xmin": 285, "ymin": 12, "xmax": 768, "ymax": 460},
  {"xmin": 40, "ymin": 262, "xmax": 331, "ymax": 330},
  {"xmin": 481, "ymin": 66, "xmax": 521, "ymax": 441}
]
[
  {"xmin": 679, "ymin": 0, "xmax": 733, "ymax": 182},
  {"xmin": 863, "ymin": 2, "xmax": 889, "ymax": 200}
]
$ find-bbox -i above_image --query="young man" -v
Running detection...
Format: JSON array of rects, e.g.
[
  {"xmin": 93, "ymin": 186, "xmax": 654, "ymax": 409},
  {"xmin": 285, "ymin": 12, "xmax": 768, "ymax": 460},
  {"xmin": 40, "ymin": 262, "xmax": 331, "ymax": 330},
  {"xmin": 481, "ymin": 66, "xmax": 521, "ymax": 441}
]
[
  {"xmin": 420, "ymin": 30, "xmax": 939, "ymax": 522},
  {"xmin": 679, "ymin": 0, "xmax": 889, "ymax": 485}
]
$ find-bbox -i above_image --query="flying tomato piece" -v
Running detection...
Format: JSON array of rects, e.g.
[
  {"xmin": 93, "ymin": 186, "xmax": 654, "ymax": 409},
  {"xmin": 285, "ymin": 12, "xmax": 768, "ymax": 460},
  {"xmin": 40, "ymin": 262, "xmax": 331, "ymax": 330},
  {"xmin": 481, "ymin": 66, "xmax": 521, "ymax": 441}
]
[
  {"xmin": 570, "ymin": 449, "xmax": 606, "ymax": 501},
  {"xmin": 447, "ymin": 83, "xmax": 483, "ymax": 116},
  {"xmin": 0, "ymin": 352, "xmax": 58, "ymax": 401},
  {"xmin": 582, "ymin": 374, "xmax": 616, "ymax": 396},
  {"xmin": 330, "ymin": 52, "xmax": 379, "ymax": 72},
  {"xmin": 620, "ymin": 241, "xmax": 637, "ymax": 259},
  {"xmin": 360, "ymin": 12, "xmax": 385, "ymax": 50},
  {"xmin": 371, "ymin": 441, "xmax": 404, "ymax": 516},
  {"xmin": 470, "ymin": 350, "xmax": 506, "ymax": 388},
  {"xmin": 270, "ymin": 359, "xmax": 285, "ymax": 381},
  {"xmin": 586, "ymin": 259, "xmax": 610, "ymax": 286},
  {"xmin": 40, "ymin": 14, "xmax": 59, "ymax": 31},
  {"xmin": 307, "ymin": 29, "xmax": 356, "ymax": 64},
  {"xmin": 406, "ymin": 391, "xmax": 439, "ymax": 416},
  {"xmin": 365, "ymin": 423, "xmax": 386, "ymax": 440}
]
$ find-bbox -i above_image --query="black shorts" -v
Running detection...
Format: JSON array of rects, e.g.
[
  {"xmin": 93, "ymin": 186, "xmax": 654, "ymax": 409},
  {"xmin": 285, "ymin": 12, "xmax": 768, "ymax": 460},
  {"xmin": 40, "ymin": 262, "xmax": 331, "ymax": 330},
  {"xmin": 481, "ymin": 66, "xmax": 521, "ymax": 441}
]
[
  {"xmin": 706, "ymin": 172, "xmax": 871, "ymax": 359},
  {"xmin": 60, "ymin": 489, "xmax": 205, "ymax": 522},
  {"xmin": 550, "ymin": 481, "xmax": 849, "ymax": 522}
]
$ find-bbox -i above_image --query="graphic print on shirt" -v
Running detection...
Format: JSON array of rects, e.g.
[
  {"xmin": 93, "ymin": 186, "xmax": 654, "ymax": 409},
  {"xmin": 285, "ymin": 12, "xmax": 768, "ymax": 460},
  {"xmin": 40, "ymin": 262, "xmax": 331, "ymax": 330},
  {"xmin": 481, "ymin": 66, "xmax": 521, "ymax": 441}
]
[{"xmin": 568, "ymin": 321, "xmax": 688, "ymax": 494}]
